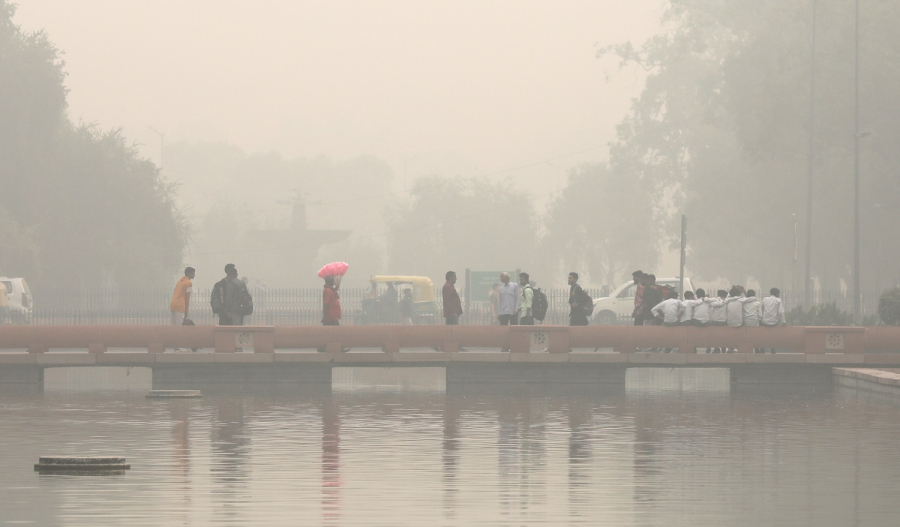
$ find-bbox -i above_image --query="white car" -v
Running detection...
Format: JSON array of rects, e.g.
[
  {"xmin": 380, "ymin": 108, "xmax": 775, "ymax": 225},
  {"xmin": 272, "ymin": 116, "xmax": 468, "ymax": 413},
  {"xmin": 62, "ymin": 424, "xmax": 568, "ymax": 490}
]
[
  {"xmin": 0, "ymin": 277, "xmax": 34, "ymax": 324},
  {"xmin": 592, "ymin": 277, "xmax": 695, "ymax": 325}
]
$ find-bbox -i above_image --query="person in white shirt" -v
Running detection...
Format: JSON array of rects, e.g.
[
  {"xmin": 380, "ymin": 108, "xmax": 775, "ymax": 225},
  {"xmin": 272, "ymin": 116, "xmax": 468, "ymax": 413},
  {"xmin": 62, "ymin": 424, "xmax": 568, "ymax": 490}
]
[
  {"xmin": 707, "ymin": 290, "xmax": 728, "ymax": 326},
  {"xmin": 741, "ymin": 290, "xmax": 762, "ymax": 327},
  {"xmin": 724, "ymin": 286, "xmax": 745, "ymax": 328},
  {"xmin": 651, "ymin": 296, "xmax": 684, "ymax": 327},
  {"xmin": 690, "ymin": 288, "xmax": 711, "ymax": 327},
  {"xmin": 679, "ymin": 291, "xmax": 697, "ymax": 325},
  {"xmin": 761, "ymin": 288, "xmax": 787, "ymax": 327},
  {"xmin": 706, "ymin": 290, "xmax": 729, "ymax": 353}
]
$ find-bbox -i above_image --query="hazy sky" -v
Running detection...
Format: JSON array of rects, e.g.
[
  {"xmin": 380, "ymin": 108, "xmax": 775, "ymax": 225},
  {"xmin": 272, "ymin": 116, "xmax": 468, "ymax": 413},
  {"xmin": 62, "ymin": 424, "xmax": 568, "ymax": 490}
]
[{"xmin": 15, "ymin": 0, "xmax": 664, "ymax": 198}]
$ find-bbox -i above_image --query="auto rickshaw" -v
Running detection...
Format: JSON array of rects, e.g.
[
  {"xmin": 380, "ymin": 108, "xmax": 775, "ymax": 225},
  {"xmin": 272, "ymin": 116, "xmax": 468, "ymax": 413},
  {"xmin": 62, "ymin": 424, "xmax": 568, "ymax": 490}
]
[{"xmin": 359, "ymin": 275, "xmax": 437, "ymax": 324}]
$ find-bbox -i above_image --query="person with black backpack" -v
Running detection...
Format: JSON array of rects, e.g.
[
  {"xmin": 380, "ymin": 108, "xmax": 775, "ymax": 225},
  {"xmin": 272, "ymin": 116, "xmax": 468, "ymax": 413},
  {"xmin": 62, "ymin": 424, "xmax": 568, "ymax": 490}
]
[
  {"xmin": 518, "ymin": 272, "xmax": 534, "ymax": 325},
  {"xmin": 567, "ymin": 272, "xmax": 591, "ymax": 326},
  {"xmin": 215, "ymin": 263, "xmax": 253, "ymax": 326}
]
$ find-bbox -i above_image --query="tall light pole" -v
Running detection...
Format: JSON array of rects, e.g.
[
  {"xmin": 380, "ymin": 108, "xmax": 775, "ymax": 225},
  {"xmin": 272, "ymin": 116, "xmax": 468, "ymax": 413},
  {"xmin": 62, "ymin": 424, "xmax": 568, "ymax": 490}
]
[
  {"xmin": 804, "ymin": 0, "xmax": 817, "ymax": 307},
  {"xmin": 852, "ymin": 0, "xmax": 861, "ymax": 322},
  {"xmin": 148, "ymin": 126, "xmax": 165, "ymax": 172}
]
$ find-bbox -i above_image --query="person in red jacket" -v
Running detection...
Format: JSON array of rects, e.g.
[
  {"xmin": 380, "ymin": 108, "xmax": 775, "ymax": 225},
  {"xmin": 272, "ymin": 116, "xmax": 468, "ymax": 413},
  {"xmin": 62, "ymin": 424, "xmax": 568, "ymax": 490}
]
[{"xmin": 322, "ymin": 276, "xmax": 342, "ymax": 326}]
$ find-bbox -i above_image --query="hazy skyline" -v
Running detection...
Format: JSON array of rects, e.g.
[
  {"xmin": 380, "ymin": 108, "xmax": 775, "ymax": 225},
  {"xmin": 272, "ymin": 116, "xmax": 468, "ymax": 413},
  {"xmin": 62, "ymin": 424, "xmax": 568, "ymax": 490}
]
[{"xmin": 15, "ymin": 0, "xmax": 663, "ymax": 199}]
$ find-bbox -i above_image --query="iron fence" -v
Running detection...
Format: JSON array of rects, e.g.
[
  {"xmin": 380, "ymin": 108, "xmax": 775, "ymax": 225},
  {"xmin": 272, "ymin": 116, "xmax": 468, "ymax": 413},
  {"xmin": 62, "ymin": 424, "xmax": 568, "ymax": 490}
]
[
  {"xmin": 23, "ymin": 286, "xmax": 883, "ymax": 326},
  {"xmin": 27, "ymin": 286, "xmax": 605, "ymax": 326}
]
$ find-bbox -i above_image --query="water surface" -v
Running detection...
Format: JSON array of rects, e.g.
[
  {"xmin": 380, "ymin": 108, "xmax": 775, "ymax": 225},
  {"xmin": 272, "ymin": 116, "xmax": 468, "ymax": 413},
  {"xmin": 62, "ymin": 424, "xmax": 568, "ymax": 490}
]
[{"xmin": 1, "ymin": 368, "xmax": 899, "ymax": 526}]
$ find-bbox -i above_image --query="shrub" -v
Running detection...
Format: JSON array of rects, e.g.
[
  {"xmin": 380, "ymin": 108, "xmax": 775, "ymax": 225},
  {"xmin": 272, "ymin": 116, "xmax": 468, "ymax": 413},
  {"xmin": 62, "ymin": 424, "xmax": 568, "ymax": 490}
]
[
  {"xmin": 878, "ymin": 288, "xmax": 900, "ymax": 326},
  {"xmin": 787, "ymin": 302, "xmax": 854, "ymax": 326}
]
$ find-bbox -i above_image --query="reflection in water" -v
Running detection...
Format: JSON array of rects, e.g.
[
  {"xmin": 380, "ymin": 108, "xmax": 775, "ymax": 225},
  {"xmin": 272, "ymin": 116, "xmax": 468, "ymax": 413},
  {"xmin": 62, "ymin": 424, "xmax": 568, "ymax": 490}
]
[
  {"xmin": 321, "ymin": 395, "xmax": 342, "ymax": 525},
  {"xmin": 4, "ymin": 370, "xmax": 900, "ymax": 526},
  {"xmin": 442, "ymin": 394, "xmax": 460, "ymax": 520},
  {"xmin": 210, "ymin": 397, "xmax": 250, "ymax": 522},
  {"xmin": 567, "ymin": 400, "xmax": 592, "ymax": 517}
]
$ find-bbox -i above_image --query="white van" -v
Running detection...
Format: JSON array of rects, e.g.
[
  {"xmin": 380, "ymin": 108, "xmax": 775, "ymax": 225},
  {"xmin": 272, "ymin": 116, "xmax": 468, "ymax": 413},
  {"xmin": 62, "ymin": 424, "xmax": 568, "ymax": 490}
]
[
  {"xmin": 0, "ymin": 277, "xmax": 33, "ymax": 324},
  {"xmin": 592, "ymin": 277, "xmax": 695, "ymax": 325}
]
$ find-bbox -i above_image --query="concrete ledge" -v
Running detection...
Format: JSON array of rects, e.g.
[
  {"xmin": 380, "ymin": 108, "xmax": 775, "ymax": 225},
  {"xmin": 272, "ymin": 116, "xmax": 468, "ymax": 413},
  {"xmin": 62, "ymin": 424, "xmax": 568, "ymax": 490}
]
[
  {"xmin": 214, "ymin": 354, "xmax": 275, "ymax": 363},
  {"xmin": 686, "ymin": 354, "xmax": 747, "ymax": 364},
  {"xmin": 391, "ymin": 352, "xmax": 452, "ymax": 362},
  {"xmin": 834, "ymin": 367, "xmax": 900, "ymax": 396},
  {"xmin": 96, "ymin": 354, "xmax": 157, "ymax": 365},
  {"xmin": 36, "ymin": 354, "xmax": 96, "ymax": 365},
  {"xmin": 273, "ymin": 353, "xmax": 334, "ymax": 363},
  {"xmin": 510, "ymin": 353, "xmax": 569, "ymax": 363},
  {"xmin": 746, "ymin": 354, "xmax": 805, "ymax": 363},
  {"xmin": 450, "ymin": 352, "xmax": 509, "ymax": 362},
  {"xmin": 627, "ymin": 353, "xmax": 687, "ymax": 364},
  {"xmin": 332, "ymin": 352, "xmax": 391, "ymax": 363},
  {"xmin": 806, "ymin": 354, "xmax": 865, "ymax": 364},
  {"xmin": 155, "ymin": 354, "xmax": 214, "ymax": 363},
  {"xmin": 568, "ymin": 353, "xmax": 627, "ymax": 363}
]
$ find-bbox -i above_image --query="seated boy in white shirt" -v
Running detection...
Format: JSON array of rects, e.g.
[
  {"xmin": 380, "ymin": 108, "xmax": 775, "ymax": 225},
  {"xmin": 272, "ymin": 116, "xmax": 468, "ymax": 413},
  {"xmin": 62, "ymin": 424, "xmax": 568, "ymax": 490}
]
[
  {"xmin": 741, "ymin": 289, "xmax": 762, "ymax": 327},
  {"xmin": 679, "ymin": 291, "xmax": 697, "ymax": 326},
  {"xmin": 761, "ymin": 288, "xmax": 787, "ymax": 327},
  {"xmin": 689, "ymin": 288, "xmax": 711, "ymax": 327},
  {"xmin": 650, "ymin": 295, "xmax": 684, "ymax": 327}
]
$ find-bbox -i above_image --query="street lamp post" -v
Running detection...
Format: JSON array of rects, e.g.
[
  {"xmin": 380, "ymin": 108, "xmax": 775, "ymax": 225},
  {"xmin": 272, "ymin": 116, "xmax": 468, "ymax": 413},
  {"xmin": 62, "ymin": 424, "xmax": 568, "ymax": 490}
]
[
  {"xmin": 805, "ymin": 0, "xmax": 817, "ymax": 307},
  {"xmin": 852, "ymin": 0, "xmax": 861, "ymax": 322}
]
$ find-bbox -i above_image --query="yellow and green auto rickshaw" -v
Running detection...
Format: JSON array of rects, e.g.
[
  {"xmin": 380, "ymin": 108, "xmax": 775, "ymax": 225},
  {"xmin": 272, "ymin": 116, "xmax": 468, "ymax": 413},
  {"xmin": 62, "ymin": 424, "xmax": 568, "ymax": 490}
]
[{"xmin": 359, "ymin": 275, "xmax": 437, "ymax": 324}]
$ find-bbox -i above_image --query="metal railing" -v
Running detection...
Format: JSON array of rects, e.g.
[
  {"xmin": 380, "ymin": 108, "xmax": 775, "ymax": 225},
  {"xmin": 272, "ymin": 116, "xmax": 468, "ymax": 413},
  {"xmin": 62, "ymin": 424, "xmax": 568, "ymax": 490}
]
[{"xmin": 21, "ymin": 286, "xmax": 882, "ymax": 326}]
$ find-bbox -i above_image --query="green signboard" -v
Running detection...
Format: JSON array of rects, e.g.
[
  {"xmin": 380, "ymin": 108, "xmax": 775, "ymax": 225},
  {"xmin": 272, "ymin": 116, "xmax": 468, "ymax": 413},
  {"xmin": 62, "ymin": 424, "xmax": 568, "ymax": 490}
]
[{"xmin": 468, "ymin": 270, "xmax": 516, "ymax": 302}]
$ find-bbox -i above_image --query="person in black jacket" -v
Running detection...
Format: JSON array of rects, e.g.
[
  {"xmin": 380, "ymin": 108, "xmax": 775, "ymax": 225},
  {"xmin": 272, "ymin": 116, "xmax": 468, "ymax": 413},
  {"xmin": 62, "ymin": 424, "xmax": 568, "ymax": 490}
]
[
  {"xmin": 568, "ymin": 272, "xmax": 589, "ymax": 326},
  {"xmin": 640, "ymin": 274, "xmax": 664, "ymax": 326}
]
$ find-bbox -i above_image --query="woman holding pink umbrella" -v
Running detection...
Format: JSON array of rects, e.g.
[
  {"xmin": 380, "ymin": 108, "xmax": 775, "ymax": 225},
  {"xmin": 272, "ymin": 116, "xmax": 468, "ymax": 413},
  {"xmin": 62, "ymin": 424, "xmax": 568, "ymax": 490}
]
[
  {"xmin": 319, "ymin": 262, "xmax": 350, "ymax": 352},
  {"xmin": 322, "ymin": 276, "xmax": 342, "ymax": 326},
  {"xmin": 318, "ymin": 262, "xmax": 348, "ymax": 326}
]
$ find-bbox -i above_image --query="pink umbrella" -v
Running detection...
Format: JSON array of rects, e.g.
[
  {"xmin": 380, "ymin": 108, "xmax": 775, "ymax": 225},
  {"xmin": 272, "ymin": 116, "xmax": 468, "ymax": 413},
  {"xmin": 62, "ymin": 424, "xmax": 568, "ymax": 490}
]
[{"xmin": 317, "ymin": 261, "xmax": 349, "ymax": 279}]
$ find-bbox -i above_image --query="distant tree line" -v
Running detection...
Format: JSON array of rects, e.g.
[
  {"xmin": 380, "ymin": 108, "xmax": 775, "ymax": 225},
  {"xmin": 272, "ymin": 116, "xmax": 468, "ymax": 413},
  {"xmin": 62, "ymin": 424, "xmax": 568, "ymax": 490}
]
[
  {"xmin": 600, "ymin": 0, "xmax": 900, "ymax": 291},
  {"xmin": 0, "ymin": 1, "xmax": 186, "ymax": 288}
]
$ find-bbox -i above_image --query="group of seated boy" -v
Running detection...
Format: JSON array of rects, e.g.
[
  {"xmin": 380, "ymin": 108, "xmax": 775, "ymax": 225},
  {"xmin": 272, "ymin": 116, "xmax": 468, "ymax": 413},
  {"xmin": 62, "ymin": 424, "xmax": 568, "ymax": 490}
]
[{"xmin": 648, "ymin": 285, "xmax": 787, "ymax": 329}]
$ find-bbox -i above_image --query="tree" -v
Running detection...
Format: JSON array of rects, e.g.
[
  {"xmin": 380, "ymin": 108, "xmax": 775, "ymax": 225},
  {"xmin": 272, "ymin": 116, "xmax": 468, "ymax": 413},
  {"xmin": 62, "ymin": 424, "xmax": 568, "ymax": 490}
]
[
  {"xmin": 542, "ymin": 163, "xmax": 659, "ymax": 288},
  {"xmin": 0, "ymin": 1, "xmax": 186, "ymax": 289},
  {"xmin": 603, "ymin": 0, "xmax": 900, "ymax": 292},
  {"xmin": 385, "ymin": 177, "xmax": 536, "ymax": 284}
]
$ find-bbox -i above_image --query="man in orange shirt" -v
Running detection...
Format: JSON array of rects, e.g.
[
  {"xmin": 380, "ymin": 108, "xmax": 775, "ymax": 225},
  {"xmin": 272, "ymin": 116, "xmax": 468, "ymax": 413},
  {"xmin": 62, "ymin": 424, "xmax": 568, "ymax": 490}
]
[{"xmin": 170, "ymin": 267, "xmax": 195, "ymax": 325}]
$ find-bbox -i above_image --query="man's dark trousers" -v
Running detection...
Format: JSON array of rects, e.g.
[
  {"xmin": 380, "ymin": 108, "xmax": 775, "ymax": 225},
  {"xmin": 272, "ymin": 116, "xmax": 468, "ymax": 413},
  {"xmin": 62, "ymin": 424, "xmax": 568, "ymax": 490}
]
[{"xmin": 498, "ymin": 315, "xmax": 518, "ymax": 326}]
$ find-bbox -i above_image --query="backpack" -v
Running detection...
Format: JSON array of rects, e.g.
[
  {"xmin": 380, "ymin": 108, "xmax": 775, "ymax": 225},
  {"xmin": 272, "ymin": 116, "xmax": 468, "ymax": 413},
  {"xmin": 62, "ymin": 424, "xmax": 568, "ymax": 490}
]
[
  {"xmin": 580, "ymin": 288, "xmax": 594, "ymax": 317},
  {"xmin": 662, "ymin": 285, "xmax": 677, "ymax": 300},
  {"xmin": 531, "ymin": 287, "xmax": 549, "ymax": 322},
  {"xmin": 210, "ymin": 279, "xmax": 226, "ymax": 315},
  {"xmin": 238, "ymin": 285, "xmax": 254, "ymax": 316}
]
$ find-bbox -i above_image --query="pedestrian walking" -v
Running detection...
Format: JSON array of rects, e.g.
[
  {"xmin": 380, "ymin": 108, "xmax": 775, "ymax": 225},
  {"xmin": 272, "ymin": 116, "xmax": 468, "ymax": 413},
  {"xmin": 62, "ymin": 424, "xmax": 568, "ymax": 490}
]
[
  {"xmin": 219, "ymin": 263, "xmax": 251, "ymax": 326},
  {"xmin": 518, "ymin": 272, "xmax": 534, "ymax": 325},
  {"xmin": 322, "ymin": 275, "xmax": 342, "ymax": 326},
  {"xmin": 442, "ymin": 271, "xmax": 463, "ymax": 325},
  {"xmin": 497, "ymin": 272, "xmax": 519, "ymax": 326},
  {"xmin": 631, "ymin": 270, "xmax": 645, "ymax": 326},
  {"xmin": 169, "ymin": 267, "xmax": 195, "ymax": 326},
  {"xmin": 568, "ymin": 272, "xmax": 589, "ymax": 326}
]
